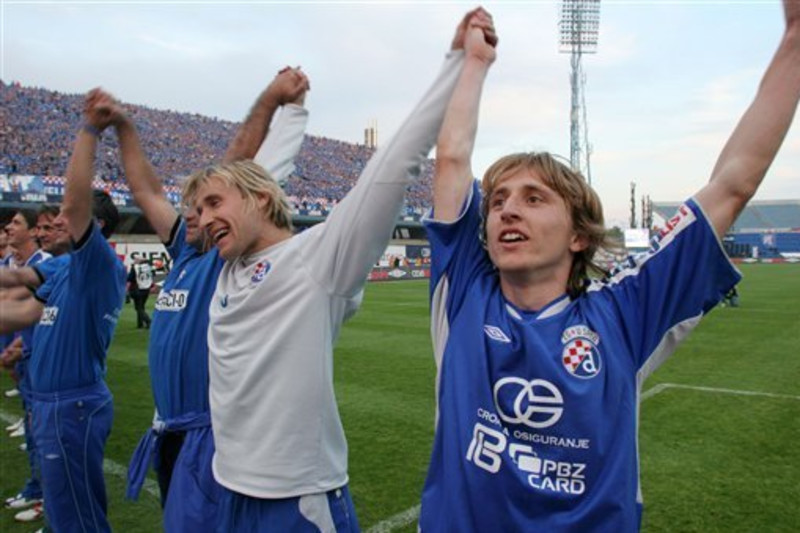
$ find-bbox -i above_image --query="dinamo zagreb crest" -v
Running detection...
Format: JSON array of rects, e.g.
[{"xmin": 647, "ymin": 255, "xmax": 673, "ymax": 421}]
[{"xmin": 561, "ymin": 325, "xmax": 602, "ymax": 379}]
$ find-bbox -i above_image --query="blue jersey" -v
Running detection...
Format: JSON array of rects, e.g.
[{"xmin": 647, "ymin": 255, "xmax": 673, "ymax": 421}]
[
  {"xmin": 17, "ymin": 249, "xmax": 54, "ymax": 358},
  {"xmin": 30, "ymin": 223, "xmax": 126, "ymax": 393},
  {"xmin": 420, "ymin": 183, "xmax": 740, "ymax": 532},
  {"xmin": 148, "ymin": 218, "xmax": 223, "ymax": 419},
  {"xmin": 33, "ymin": 253, "xmax": 71, "ymax": 284},
  {"xmin": 26, "ymin": 254, "xmax": 71, "ymax": 358},
  {"xmin": 1, "ymin": 255, "xmax": 17, "ymax": 350}
]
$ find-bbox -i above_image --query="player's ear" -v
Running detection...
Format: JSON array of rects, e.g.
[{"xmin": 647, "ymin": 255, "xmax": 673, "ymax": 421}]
[
  {"xmin": 253, "ymin": 191, "xmax": 271, "ymax": 218},
  {"xmin": 569, "ymin": 232, "xmax": 589, "ymax": 253}
]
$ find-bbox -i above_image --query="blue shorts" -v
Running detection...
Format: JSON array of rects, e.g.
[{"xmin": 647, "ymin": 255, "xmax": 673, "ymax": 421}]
[
  {"xmin": 31, "ymin": 381, "xmax": 113, "ymax": 533},
  {"xmin": 216, "ymin": 484, "xmax": 360, "ymax": 533},
  {"xmin": 161, "ymin": 426, "xmax": 222, "ymax": 532}
]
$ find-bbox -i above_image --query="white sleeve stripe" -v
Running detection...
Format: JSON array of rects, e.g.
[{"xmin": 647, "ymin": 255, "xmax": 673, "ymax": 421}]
[
  {"xmin": 638, "ymin": 313, "xmax": 703, "ymax": 382},
  {"xmin": 430, "ymin": 275, "xmax": 450, "ymax": 429}
]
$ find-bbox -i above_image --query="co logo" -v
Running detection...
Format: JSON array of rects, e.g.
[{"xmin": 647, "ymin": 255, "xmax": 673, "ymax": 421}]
[{"xmin": 493, "ymin": 377, "xmax": 564, "ymax": 429}]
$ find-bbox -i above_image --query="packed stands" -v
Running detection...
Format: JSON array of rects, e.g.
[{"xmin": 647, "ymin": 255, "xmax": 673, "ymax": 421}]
[{"xmin": 0, "ymin": 81, "xmax": 434, "ymax": 219}]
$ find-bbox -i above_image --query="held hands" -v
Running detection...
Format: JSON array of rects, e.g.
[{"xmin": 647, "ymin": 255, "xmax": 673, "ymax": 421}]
[
  {"xmin": 84, "ymin": 88, "xmax": 128, "ymax": 132},
  {"xmin": 266, "ymin": 67, "xmax": 310, "ymax": 107},
  {"xmin": 452, "ymin": 6, "xmax": 498, "ymax": 64}
]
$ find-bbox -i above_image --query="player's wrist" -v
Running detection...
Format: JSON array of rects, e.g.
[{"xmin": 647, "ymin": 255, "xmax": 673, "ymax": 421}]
[{"xmin": 82, "ymin": 123, "xmax": 103, "ymax": 138}]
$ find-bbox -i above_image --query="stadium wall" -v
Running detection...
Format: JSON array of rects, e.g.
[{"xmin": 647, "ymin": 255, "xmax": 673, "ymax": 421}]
[{"xmin": 111, "ymin": 238, "xmax": 432, "ymax": 282}]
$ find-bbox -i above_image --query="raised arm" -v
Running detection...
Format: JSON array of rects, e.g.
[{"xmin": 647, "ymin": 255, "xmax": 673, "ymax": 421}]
[
  {"xmin": 695, "ymin": 0, "xmax": 800, "ymax": 236},
  {"xmin": 61, "ymin": 89, "xmax": 108, "ymax": 241},
  {"xmin": 434, "ymin": 8, "xmax": 497, "ymax": 221},
  {"xmin": 92, "ymin": 92, "xmax": 179, "ymax": 242},
  {"xmin": 0, "ymin": 267, "xmax": 41, "ymax": 289},
  {"xmin": 224, "ymin": 67, "xmax": 310, "ymax": 163},
  {"xmin": 0, "ymin": 297, "xmax": 43, "ymax": 335},
  {"xmin": 0, "ymin": 286, "xmax": 36, "ymax": 302},
  {"xmin": 310, "ymin": 9, "xmax": 495, "ymax": 297}
]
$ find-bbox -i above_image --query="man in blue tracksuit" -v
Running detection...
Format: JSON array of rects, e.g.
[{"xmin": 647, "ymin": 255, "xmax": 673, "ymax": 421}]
[
  {"xmin": 0, "ymin": 88, "xmax": 127, "ymax": 532},
  {"xmin": 1, "ymin": 209, "xmax": 52, "ymax": 517}
]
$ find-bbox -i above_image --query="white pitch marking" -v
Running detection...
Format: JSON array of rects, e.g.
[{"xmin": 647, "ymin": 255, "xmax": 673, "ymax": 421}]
[
  {"xmin": 366, "ymin": 504, "xmax": 421, "ymax": 533},
  {"xmin": 653, "ymin": 383, "xmax": 800, "ymax": 401}
]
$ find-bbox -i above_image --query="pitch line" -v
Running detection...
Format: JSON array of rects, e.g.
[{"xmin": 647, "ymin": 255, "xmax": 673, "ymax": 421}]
[
  {"xmin": 642, "ymin": 382, "xmax": 800, "ymax": 402},
  {"xmin": 366, "ymin": 504, "xmax": 421, "ymax": 533},
  {"xmin": 365, "ymin": 381, "xmax": 799, "ymax": 532},
  {"xmin": 0, "ymin": 408, "xmax": 160, "ymax": 499}
]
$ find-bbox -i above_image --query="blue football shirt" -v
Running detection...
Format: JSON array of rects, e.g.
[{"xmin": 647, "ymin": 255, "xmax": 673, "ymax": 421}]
[
  {"xmin": 17, "ymin": 249, "xmax": 55, "ymax": 358},
  {"xmin": 419, "ymin": 182, "xmax": 741, "ymax": 532},
  {"xmin": 148, "ymin": 218, "xmax": 223, "ymax": 419},
  {"xmin": 31, "ymin": 223, "xmax": 126, "ymax": 393}
]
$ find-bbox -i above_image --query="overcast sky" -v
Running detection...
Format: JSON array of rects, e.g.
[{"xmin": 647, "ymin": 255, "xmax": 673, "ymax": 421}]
[{"xmin": 2, "ymin": 0, "xmax": 797, "ymax": 227}]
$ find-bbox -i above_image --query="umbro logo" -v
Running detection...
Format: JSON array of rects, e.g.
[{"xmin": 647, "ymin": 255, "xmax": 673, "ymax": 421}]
[
  {"xmin": 220, "ymin": 294, "xmax": 229, "ymax": 308},
  {"xmin": 484, "ymin": 325, "xmax": 511, "ymax": 343}
]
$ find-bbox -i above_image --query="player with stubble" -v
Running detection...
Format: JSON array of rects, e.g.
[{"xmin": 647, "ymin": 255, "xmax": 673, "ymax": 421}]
[
  {"xmin": 180, "ymin": 9, "xmax": 489, "ymax": 531},
  {"xmin": 89, "ymin": 69, "xmax": 310, "ymax": 531}
]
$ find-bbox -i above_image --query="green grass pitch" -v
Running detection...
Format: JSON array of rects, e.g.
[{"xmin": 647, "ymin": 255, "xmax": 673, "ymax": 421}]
[{"xmin": 1, "ymin": 264, "xmax": 798, "ymax": 532}]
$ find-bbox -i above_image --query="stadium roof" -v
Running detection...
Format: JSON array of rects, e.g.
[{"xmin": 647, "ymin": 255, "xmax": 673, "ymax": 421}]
[{"xmin": 652, "ymin": 199, "xmax": 800, "ymax": 232}]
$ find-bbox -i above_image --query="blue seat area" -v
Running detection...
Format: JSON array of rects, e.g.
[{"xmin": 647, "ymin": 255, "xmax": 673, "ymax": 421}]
[{"xmin": 652, "ymin": 202, "xmax": 800, "ymax": 258}]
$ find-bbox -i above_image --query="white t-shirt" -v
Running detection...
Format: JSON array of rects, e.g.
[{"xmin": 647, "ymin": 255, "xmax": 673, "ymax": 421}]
[{"xmin": 208, "ymin": 50, "xmax": 466, "ymax": 498}]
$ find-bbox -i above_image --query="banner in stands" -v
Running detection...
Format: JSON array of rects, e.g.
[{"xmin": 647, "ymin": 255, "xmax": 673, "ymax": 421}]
[
  {"xmin": 112, "ymin": 241, "xmax": 432, "ymax": 281},
  {"xmin": 368, "ymin": 266, "xmax": 431, "ymax": 281},
  {"xmin": 111, "ymin": 242, "xmax": 171, "ymax": 271}
]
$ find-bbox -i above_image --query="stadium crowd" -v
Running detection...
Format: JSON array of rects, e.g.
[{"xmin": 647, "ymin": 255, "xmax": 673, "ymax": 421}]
[{"xmin": 1, "ymin": 81, "xmax": 433, "ymax": 218}]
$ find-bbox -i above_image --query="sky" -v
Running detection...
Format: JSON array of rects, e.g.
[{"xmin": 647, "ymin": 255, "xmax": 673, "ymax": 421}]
[{"xmin": 2, "ymin": 0, "xmax": 798, "ymax": 227}]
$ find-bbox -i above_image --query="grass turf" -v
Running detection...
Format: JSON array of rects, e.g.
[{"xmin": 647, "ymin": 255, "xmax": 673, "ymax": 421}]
[{"xmin": 1, "ymin": 263, "xmax": 798, "ymax": 532}]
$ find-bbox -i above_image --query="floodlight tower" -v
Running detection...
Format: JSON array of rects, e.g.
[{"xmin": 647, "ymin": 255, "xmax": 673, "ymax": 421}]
[{"xmin": 559, "ymin": 0, "xmax": 600, "ymax": 184}]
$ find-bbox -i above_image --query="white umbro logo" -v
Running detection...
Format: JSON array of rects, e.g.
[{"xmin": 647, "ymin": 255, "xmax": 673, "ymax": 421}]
[{"xmin": 484, "ymin": 325, "xmax": 511, "ymax": 343}]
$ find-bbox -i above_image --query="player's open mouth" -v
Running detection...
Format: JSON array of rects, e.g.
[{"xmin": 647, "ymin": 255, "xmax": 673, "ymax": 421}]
[
  {"xmin": 212, "ymin": 228, "xmax": 230, "ymax": 244},
  {"xmin": 499, "ymin": 231, "xmax": 528, "ymax": 243}
]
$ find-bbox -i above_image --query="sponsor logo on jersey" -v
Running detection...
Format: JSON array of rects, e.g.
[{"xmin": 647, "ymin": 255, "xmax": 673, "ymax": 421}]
[
  {"xmin": 103, "ymin": 308, "xmax": 121, "ymax": 324},
  {"xmin": 465, "ymin": 423, "xmax": 587, "ymax": 495},
  {"xmin": 560, "ymin": 325, "xmax": 602, "ymax": 379},
  {"xmin": 40, "ymin": 306, "xmax": 58, "ymax": 326},
  {"xmin": 484, "ymin": 325, "xmax": 511, "ymax": 343},
  {"xmin": 494, "ymin": 377, "xmax": 564, "ymax": 429},
  {"xmin": 155, "ymin": 289, "xmax": 189, "ymax": 312},
  {"xmin": 177, "ymin": 268, "xmax": 187, "ymax": 283},
  {"xmin": 509, "ymin": 444, "xmax": 587, "ymax": 495},
  {"xmin": 251, "ymin": 260, "xmax": 271, "ymax": 284},
  {"xmin": 466, "ymin": 423, "xmax": 507, "ymax": 473},
  {"xmin": 656, "ymin": 203, "xmax": 694, "ymax": 241}
]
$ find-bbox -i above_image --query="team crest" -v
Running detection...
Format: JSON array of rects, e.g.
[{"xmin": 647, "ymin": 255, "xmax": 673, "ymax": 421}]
[
  {"xmin": 560, "ymin": 325, "xmax": 602, "ymax": 379},
  {"xmin": 251, "ymin": 260, "xmax": 271, "ymax": 284}
]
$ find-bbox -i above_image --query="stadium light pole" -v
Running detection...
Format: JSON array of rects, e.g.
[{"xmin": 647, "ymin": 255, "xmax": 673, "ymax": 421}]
[{"xmin": 559, "ymin": 0, "xmax": 600, "ymax": 185}]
